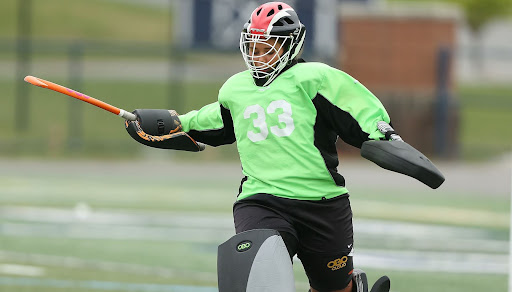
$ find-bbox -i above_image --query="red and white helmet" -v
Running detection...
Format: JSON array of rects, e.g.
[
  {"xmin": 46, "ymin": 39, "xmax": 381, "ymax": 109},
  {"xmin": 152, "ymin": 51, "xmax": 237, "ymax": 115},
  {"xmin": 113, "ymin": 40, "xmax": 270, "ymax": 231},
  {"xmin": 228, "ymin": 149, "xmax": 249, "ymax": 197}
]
[{"xmin": 240, "ymin": 2, "xmax": 306, "ymax": 86}]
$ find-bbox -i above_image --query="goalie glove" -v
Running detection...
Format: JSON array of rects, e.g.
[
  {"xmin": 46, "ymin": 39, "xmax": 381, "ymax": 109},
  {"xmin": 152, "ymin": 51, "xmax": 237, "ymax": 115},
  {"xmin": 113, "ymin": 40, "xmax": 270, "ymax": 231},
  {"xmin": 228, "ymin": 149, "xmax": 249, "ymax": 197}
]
[{"xmin": 125, "ymin": 109, "xmax": 205, "ymax": 152}]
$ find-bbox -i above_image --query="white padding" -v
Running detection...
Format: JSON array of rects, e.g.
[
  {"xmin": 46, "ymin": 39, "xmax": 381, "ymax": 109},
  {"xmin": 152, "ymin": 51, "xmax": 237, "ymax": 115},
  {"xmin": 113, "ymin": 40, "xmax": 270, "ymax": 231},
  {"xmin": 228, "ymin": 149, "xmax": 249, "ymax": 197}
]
[
  {"xmin": 246, "ymin": 235, "xmax": 296, "ymax": 292},
  {"xmin": 119, "ymin": 109, "xmax": 137, "ymax": 121}
]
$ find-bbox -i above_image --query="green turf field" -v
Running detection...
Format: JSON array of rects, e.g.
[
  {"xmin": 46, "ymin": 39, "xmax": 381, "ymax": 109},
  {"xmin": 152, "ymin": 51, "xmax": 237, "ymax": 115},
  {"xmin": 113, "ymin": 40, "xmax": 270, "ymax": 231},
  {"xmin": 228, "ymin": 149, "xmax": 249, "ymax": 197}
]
[
  {"xmin": 458, "ymin": 85, "xmax": 512, "ymax": 160},
  {"xmin": 0, "ymin": 159, "xmax": 509, "ymax": 291},
  {"xmin": 0, "ymin": 79, "xmax": 229, "ymax": 158}
]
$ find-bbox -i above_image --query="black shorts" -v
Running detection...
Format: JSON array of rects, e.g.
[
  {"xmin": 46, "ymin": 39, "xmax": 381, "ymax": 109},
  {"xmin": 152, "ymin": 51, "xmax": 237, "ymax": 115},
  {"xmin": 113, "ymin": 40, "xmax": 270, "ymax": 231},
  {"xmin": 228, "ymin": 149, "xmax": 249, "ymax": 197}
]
[{"xmin": 233, "ymin": 193, "xmax": 354, "ymax": 291}]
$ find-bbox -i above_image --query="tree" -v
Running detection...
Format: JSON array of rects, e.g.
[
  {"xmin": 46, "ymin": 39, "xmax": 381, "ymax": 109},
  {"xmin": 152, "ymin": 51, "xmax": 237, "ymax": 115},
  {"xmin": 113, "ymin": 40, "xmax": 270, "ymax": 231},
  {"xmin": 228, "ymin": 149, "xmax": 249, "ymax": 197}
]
[
  {"xmin": 449, "ymin": 0, "xmax": 511, "ymax": 33},
  {"xmin": 449, "ymin": 0, "xmax": 512, "ymax": 73},
  {"xmin": 389, "ymin": 0, "xmax": 511, "ymax": 30},
  {"xmin": 390, "ymin": 0, "xmax": 512, "ymax": 73}
]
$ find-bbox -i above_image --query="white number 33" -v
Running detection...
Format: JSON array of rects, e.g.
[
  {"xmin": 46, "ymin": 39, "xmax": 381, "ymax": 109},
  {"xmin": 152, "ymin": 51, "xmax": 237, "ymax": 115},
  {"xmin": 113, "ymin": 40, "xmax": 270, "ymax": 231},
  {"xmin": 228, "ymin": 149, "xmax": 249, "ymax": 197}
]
[{"xmin": 243, "ymin": 100, "xmax": 295, "ymax": 142}]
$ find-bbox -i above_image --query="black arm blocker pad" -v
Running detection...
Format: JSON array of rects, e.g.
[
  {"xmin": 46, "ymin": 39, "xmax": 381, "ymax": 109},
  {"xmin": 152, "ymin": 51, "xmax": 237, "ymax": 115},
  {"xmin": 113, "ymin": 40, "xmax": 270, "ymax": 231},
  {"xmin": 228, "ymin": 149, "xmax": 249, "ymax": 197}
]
[
  {"xmin": 361, "ymin": 140, "xmax": 445, "ymax": 189},
  {"xmin": 125, "ymin": 109, "xmax": 205, "ymax": 152}
]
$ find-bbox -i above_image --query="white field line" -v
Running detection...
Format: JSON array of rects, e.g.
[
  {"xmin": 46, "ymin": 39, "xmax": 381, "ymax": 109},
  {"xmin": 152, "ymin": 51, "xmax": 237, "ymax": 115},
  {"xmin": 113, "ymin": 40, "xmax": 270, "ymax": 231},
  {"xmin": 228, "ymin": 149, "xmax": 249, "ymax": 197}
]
[
  {"xmin": 3, "ymin": 221, "xmax": 507, "ymax": 254},
  {"xmin": 0, "ymin": 206, "xmax": 234, "ymax": 229},
  {"xmin": 0, "ymin": 251, "xmax": 311, "ymax": 289},
  {"xmin": 0, "ymin": 222, "xmax": 234, "ymax": 243},
  {"xmin": 355, "ymin": 219, "xmax": 509, "ymax": 253},
  {"xmin": 352, "ymin": 199, "xmax": 509, "ymax": 228},
  {"xmin": 0, "ymin": 276, "xmax": 219, "ymax": 292},
  {"xmin": 0, "ymin": 251, "xmax": 217, "ymax": 283},
  {"xmin": 353, "ymin": 249, "xmax": 508, "ymax": 275},
  {"xmin": 1, "ymin": 206, "xmax": 509, "ymax": 274},
  {"xmin": 1, "ymin": 247, "xmax": 508, "ymax": 278},
  {"xmin": 0, "ymin": 264, "xmax": 45, "ymax": 277},
  {"xmin": 0, "ymin": 206, "xmax": 508, "ymax": 253}
]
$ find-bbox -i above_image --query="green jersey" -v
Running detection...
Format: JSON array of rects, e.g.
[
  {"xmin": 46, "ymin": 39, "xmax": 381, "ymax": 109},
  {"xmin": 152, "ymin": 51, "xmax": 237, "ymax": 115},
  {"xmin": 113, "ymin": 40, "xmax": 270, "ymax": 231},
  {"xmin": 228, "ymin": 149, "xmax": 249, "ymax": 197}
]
[{"xmin": 179, "ymin": 62, "xmax": 390, "ymax": 201}]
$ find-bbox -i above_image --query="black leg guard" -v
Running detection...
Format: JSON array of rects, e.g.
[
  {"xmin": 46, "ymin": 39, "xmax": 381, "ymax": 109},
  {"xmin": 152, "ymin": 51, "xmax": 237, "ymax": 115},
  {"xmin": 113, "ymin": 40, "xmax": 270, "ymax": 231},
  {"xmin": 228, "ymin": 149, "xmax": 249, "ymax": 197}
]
[
  {"xmin": 217, "ymin": 229, "xmax": 295, "ymax": 292},
  {"xmin": 352, "ymin": 269, "xmax": 390, "ymax": 292},
  {"xmin": 369, "ymin": 276, "xmax": 390, "ymax": 292}
]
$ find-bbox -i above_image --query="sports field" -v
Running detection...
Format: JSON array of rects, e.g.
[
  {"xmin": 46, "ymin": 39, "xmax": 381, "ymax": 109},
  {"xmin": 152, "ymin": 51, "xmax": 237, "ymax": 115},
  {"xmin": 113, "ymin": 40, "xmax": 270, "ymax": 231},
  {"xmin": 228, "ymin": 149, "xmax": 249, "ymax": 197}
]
[{"xmin": 0, "ymin": 157, "xmax": 509, "ymax": 292}]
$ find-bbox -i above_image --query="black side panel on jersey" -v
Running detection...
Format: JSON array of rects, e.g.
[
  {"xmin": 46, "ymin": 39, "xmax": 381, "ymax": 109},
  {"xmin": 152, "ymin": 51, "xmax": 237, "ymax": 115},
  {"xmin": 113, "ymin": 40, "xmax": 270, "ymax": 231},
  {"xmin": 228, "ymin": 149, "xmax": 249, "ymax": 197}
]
[
  {"xmin": 187, "ymin": 105, "xmax": 236, "ymax": 147},
  {"xmin": 313, "ymin": 93, "xmax": 370, "ymax": 148},
  {"xmin": 313, "ymin": 93, "xmax": 371, "ymax": 187},
  {"xmin": 312, "ymin": 94, "xmax": 343, "ymax": 186},
  {"xmin": 238, "ymin": 176, "xmax": 248, "ymax": 196}
]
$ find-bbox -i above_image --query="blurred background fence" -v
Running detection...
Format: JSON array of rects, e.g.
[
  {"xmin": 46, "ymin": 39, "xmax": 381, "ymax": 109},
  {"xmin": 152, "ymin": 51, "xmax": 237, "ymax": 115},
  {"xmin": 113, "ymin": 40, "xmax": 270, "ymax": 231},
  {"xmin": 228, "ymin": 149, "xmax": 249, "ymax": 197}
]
[{"xmin": 1, "ymin": 0, "xmax": 511, "ymax": 160}]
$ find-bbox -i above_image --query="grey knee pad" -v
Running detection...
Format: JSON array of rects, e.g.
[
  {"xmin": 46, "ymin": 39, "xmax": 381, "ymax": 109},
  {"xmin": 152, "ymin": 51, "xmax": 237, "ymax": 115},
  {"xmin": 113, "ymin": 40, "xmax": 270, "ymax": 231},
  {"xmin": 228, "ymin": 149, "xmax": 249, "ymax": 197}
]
[{"xmin": 217, "ymin": 229, "xmax": 295, "ymax": 292}]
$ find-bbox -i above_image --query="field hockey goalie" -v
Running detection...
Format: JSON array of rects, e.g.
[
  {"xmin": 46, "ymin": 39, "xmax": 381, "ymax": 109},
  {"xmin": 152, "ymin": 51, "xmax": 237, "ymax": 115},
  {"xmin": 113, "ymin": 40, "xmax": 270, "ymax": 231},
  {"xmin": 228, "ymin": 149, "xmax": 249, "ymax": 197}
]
[{"xmin": 125, "ymin": 109, "xmax": 205, "ymax": 152}]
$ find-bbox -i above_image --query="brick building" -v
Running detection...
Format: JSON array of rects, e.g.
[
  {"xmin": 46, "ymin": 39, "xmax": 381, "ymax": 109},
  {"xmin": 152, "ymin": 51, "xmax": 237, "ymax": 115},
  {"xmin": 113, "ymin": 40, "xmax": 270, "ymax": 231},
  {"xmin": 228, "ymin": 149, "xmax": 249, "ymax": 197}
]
[{"xmin": 338, "ymin": 3, "xmax": 461, "ymax": 157}]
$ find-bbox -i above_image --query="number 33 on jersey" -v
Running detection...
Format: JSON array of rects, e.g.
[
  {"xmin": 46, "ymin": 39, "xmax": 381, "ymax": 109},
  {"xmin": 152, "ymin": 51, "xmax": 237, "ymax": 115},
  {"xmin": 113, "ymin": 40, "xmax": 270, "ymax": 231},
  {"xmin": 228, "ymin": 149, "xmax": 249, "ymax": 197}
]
[
  {"xmin": 177, "ymin": 62, "xmax": 391, "ymax": 201},
  {"xmin": 244, "ymin": 99, "xmax": 295, "ymax": 142}
]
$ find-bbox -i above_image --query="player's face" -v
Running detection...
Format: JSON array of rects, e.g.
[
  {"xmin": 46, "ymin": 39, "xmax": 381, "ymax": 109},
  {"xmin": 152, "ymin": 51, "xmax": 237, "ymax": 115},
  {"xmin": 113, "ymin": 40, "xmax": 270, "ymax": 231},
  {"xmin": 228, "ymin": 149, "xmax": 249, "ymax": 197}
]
[{"xmin": 247, "ymin": 37, "xmax": 284, "ymax": 72}]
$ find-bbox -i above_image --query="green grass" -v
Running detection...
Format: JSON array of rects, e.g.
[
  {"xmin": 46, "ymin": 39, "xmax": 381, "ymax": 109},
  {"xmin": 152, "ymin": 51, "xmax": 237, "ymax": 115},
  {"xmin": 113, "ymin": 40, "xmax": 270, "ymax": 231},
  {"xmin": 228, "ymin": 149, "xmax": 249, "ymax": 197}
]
[
  {"xmin": 350, "ymin": 188, "xmax": 510, "ymax": 231},
  {"xmin": 461, "ymin": 108, "xmax": 511, "ymax": 159},
  {"xmin": 457, "ymin": 85, "xmax": 512, "ymax": 159},
  {"xmin": 0, "ymin": 0, "xmax": 169, "ymax": 41},
  {"xmin": 458, "ymin": 85, "xmax": 512, "ymax": 108},
  {"xmin": 0, "ymin": 174, "xmax": 236, "ymax": 213},
  {"xmin": 1, "ymin": 237, "xmax": 219, "ymax": 275},
  {"xmin": 365, "ymin": 269, "xmax": 507, "ymax": 292},
  {"xmin": 0, "ymin": 80, "xmax": 227, "ymax": 158},
  {"xmin": 1, "ymin": 265, "xmax": 508, "ymax": 292}
]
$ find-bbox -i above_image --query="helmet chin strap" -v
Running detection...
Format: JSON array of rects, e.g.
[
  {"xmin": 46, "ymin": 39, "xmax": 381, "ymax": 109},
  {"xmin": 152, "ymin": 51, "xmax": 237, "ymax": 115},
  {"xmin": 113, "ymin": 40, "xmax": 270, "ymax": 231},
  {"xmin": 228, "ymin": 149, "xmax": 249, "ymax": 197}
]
[{"xmin": 254, "ymin": 57, "xmax": 299, "ymax": 87}]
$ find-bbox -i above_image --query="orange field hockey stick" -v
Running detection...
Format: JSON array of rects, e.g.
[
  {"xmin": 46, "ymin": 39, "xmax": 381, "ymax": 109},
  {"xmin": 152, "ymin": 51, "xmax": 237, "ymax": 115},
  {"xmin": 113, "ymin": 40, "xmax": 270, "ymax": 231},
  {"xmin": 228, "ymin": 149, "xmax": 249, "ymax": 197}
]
[{"xmin": 24, "ymin": 75, "xmax": 137, "ymax": 121}]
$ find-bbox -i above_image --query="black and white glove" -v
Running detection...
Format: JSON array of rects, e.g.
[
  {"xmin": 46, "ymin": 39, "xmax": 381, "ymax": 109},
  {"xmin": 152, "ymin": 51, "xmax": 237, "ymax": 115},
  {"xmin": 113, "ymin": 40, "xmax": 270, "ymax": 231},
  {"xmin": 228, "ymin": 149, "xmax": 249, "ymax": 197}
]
[
  {"xmin": 125, "ymin": 109, "xmax": 205, "ymax": 152},
  {"xmin": 376, "ymin": 121, "xmax": 403, "ymax": 141}
]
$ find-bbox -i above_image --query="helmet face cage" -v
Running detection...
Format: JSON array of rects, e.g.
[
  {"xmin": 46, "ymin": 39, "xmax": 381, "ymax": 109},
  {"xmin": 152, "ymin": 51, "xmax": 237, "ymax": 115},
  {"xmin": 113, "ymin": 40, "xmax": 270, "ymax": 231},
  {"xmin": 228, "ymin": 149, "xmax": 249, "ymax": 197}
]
[
  {"xmin": 240, "ymin": 33, "xmax": 293, "ymax": 87},
  {"xmin": 240, "ymin": 2, "xmax": 306, "ymax": 87}
]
